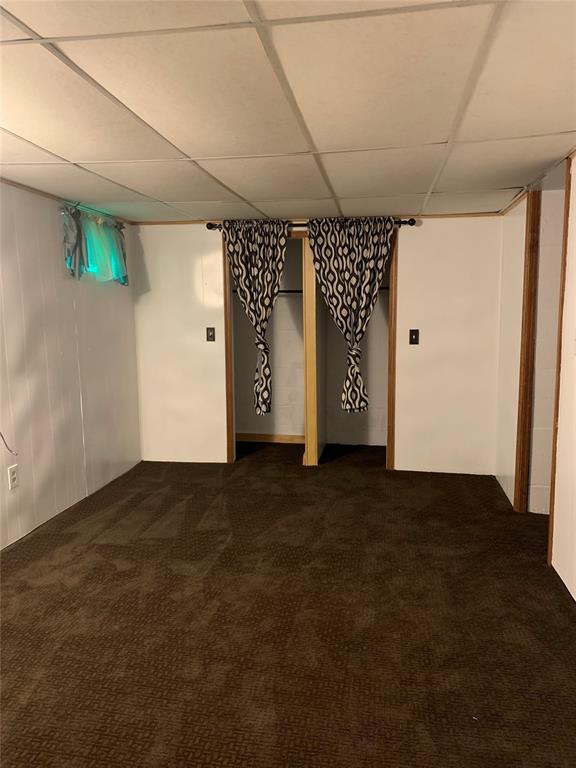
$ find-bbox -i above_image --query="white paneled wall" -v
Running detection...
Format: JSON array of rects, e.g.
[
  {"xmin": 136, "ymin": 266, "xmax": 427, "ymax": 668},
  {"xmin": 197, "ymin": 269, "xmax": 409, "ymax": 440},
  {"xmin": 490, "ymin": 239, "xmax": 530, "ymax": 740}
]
[
  {"xmin": 133, "ymin": 224, "xmax": 227, "ymax": 462},
  {"xmin": 551, "ymin": 163, "xmax": 576, "ymax": 600},
  {"xmin": 325, "ymin": 293, "xmax": 388, "ymax": 446},
  {"xmin": 529, "ymin": 189, "xmax": 564, "ymax": 513},
  {"xmin": 0, "ymin": 183, "xmax": 140, "ymax": 549},
  {"xmin": 395, "ymin": 218, "xmax": 502, "ymax": 474},
  {"xmin": 494, "ymin": 199, "xmax": 527, "ymax": 503},
  {"xmin": 234, "ymin": 241, "xmax": 304, "ymax": 437}
]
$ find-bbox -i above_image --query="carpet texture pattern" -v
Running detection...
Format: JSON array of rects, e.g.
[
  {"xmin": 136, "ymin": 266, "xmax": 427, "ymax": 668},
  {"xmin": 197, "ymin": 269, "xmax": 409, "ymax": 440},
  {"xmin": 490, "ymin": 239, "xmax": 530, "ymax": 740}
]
[{"xmin": 1, "ymin": 444, "xmax": 575, "ymax": 768}]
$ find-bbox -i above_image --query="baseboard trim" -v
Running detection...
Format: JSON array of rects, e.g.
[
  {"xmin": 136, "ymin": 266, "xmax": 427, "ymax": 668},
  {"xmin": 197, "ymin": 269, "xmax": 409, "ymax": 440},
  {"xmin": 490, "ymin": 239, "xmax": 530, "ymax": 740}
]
[{"xmin": 236, "ymin": 433, "xmax": 305, "ymax": 444}]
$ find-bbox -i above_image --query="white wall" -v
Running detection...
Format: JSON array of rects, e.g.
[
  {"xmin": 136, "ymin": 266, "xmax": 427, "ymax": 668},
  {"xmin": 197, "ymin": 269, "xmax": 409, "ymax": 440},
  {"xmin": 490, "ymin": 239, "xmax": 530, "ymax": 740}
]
[
  {"xmin": 494, "ymin": 199, "xmax": 527, "ymax": 503},
  {"xmin": 395, "ymin": 217, "xmax": 502, "ymax": 474},
  {"xmin": 529, "ymin": 189, "xmax": 564, "ymax": 513},
  {"xmin": 234, "ymin": 239, "xmax": 304, "ymax": 437},
  {"xmin": 552, "ymin": 161, "xmax": 576, "ymax": 600},
  {"xmin": 133, "ymin": 224, "xmax": 227, "ymax": 462},
  {"xmin": 325, "ymin": 292, "xmax": 388, "ymax": 445},
  {"xmin": 0, "ymin": 183, "xmax": 140, "ymax": 549}
]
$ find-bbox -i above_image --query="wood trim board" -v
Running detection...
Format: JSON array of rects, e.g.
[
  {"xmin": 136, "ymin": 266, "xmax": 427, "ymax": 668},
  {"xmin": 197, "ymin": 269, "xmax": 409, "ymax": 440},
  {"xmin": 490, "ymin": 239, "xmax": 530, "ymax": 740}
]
[
  {"xmin": 386, "ymin": 231, "xmax": 399, "ymax": 470},
  {"xmin": 513, "ymin": 189, "xmax": 542, "ymax": 512},
  {"xmin": 236, "ymin": 433, "xmax": 304, "ymax": 444},
  {"xmin": 303, "ymin": 237, "xmax": 319, "ymax": 466},
  {"xmin": 222, "ymin": 242, "xmax": 236, "ymax": 464},
  {"xmin": 548, "ymin": 158, "xmax": 572, "ymax": 563}
]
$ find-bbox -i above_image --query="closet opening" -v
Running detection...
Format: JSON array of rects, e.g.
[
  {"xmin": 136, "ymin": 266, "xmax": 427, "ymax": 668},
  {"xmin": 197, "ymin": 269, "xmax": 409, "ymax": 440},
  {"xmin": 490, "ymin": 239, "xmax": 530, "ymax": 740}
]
[
  {"xmin": 313, "ymin": 243, "xmax": 393, "ymax": 466},
  {"xmin": 228, "ymin": 236, "xmax": 306, "ymax": 465}
]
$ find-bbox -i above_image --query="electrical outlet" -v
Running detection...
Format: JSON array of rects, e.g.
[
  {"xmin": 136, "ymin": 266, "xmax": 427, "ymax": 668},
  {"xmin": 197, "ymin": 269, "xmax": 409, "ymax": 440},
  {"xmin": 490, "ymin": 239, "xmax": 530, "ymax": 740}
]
[{"xmin": 7, "ymin": 464, "xmax": 18, "ymax": 490}]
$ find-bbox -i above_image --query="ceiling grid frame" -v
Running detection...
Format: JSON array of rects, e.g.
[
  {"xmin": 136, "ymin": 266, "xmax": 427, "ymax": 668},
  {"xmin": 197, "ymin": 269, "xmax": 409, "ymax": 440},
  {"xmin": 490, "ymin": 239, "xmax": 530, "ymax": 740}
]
[
  {"xmin": 0, "ymin": 4, "xmax": 270, "ymax": 218},
  {"xmin": 0, "ymin": 0, "xmax": 574, "ymax": 220},
  {"xmin": 0, "ymin": 1, "xmax": 500, "ymax": 46},
  {"xmin": 420, "ymin": 0, "xmax": 506, "ymax": 213},
  {"xmin": 241, "ymin": 0, "xmax": 343, "ymax": 215}
]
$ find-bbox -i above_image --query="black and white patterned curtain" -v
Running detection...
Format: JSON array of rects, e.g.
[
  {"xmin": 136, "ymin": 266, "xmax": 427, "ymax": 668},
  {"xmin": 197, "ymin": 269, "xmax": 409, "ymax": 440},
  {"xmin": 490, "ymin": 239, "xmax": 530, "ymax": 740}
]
[
  {"xmin": 223, "ymin": 219, "xmax": 289, "ymax": 415},
  {"xmin": 308, "ymin": 217, "xmax": 395, "ymax": 412}
]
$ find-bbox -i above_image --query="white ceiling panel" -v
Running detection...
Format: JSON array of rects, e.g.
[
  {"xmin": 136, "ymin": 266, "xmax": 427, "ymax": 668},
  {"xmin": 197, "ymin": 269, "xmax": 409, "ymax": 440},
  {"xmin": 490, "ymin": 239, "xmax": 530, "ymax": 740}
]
[
  {"xmin": 254, "ymin": 198, "xmax": 339, "ymax": 218},
  {"xmin": 80, "ymin": 161, "xmax": 238, "ymax": 202},
  {"xmin": 340, "ymin": 195, "xmax": 425, "ymax": 216},
  {"xmin": 60, "ymin": 29, "xmax": 309, "ymax": 158},
  {"xmin": 0, "ymin": 15, "xmax": 29, "ymax": 40},
  {"xmin": 0, "ymin": 45, "xmax": 182, "ymax": 161},
  {"xmin": 424, "ymin": 189, "xmax": 521, "ymax": 215},
  {"xmin": 323, "ymin": 144, "xmax": 446, "ymax": 197},
  {"xmin": 270, "ymin": 5, "xmax": 494, "ymax": 150},
  {"xmin": 437, "ymin": 133, "xmax": 576, "ymax": 192},
  {"xmin": 0, "ymin": 131, "xmax": 63, "ymax": 163},
  {"xmin": 169, "ymin": 202, "xmax": 265, "ymax": 220},
  {"xmin": 1, "ymin": 1, "xmax": 249, "ymax": 37},
  {"xmin": 459, "ymin": 1, "xmax": 576, "ymax": 141},
  {"xmin": 0, "ymin": 164, "xmax": 150, "ymax": 201},
  {"xmin": 90, "ymin": 202, "xmax": 194, "ymax": 222},
  {"xmin": 256, "ymin": 1, "xmax": 453, "ymax": 21},
  {"xmin": 199, "ymin": 155, "xmax": 331, "ymax": 200}
]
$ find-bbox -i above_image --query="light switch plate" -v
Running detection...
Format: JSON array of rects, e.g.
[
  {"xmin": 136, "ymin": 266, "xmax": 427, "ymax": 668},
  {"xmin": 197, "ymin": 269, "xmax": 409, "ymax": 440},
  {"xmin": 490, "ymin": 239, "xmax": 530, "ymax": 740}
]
[{"xmin": 206, "ymin": 327, "xmax": 215, "ymax": 342}]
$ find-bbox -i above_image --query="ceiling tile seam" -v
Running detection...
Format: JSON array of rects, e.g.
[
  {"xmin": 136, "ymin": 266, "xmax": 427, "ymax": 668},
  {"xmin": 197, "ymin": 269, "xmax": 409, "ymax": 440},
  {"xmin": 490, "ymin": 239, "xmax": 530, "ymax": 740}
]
[
  {"xmin": 0, "ymin": 7, "xmax": 268, "ymax": 219},
  {"xmin": 454, "ymin": 129, "xmax": 576, "ymax": 146},
  {"xmin": 0, "ymin": 127, "xmax": 71, "ymax": 162},
  {"xmin": 4, "ymin": 129, "xmax": 575, "ymax": 167},
  {"xmin": 0, "ymin": 20, "xmax": 255, "ymax": 46},
  {"xmin": 520, "ymin": 143, "xmax": 576, "ymax": 195},
  {"xmin": 421, "ymin": 0, "xmax": 506, "ymax": 213},
  {"xmin": 0, "ymin": 175, "xmax": 135, "ymax": 222},
  {"xmin": 0, "ymin": 0, "xmax": 497, "ymax": 46},
  {"xmin": 266, "ymin": 0, "xmax": 498, "ymax": 27},
  {"xmin": 0, "ymin": 128, "xmax": 219, "ymax": 207},
  {"xmin": 242, "ymin": 0, "xmax": 343, "ymax": 216}
]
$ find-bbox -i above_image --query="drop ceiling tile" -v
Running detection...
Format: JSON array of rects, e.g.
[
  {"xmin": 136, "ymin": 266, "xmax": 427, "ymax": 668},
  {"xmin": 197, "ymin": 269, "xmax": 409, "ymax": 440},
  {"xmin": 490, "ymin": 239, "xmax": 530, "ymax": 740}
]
[
  {"xmin": 0, "ymin": 45, "xmax": 182, "ymax": 161},
  {"xmin": 256, "ymin": 1, "xmax": 453, "ymax": 21},
  {"xmin": 169, "ymin": 202, "xmax": 265, "ymax": 220},
  {"xmin": 340, "ymin": 195, "xmax": 425, "ymax": 216},
  {"xmin": 0, "ymin": 131, "xmax": 63, "ymax": 163},
  {"xmin": 270, "ymin": 5, "xmax": 493, "ymax": 150},
  {"xmin": 437, "ymin": 133, "xmax": 576, "ymax": 192},
  {"xmin": 254, "ymin": 199, "xmax": 339, "ymax": 218},
  {"xmin": 0, "ymin": 15, "xmax": 30, "ymax": 40},
  {"xmin": 80, "ymin": 161, "xmax": 238, "ymax": 202},
  {"xmin": 424, "ymin": 189, "xmax": 521, "ymax": 215},
  {"xmin": 459, "ymin": 2, "xmax": 576, "ymax": 141},
  {"xmin": 199, "ymin": 155, "xmax": 330, "ymax": 200},
  {"xmin": 322, "ymin": 144, "xmax": 446, "ymax": 197},
  {"xmin": 90, "ymin": 202, "xmax": 193, "ymax": 222},
  {"xmin": 1, "ymin": 1, "xmax": 249, "ymax": 36},
  {"xmin": 0, "ymin": 164, "xmax": 150, "ymax": 202},
  {"xmin": 60, "ymin": 29, "xmax": 309, "ymax": 157}
]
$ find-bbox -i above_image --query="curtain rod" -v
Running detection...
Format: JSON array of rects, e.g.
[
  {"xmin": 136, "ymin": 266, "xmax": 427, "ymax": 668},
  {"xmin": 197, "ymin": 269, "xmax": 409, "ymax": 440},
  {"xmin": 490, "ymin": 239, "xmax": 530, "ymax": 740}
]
[{"xmin": 206, "ymin": 218, "xmax": 416, "ymax": 231}]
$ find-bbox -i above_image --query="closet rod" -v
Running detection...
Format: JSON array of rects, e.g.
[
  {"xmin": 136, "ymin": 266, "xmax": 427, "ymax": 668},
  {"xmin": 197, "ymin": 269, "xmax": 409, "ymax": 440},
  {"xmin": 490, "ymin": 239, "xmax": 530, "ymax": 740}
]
[
  {"xmin": 231, "ymin": 288, "xmax": 390, "ymax": 295},
  {"xmin": 207, "ymin": 218, "xmax": 416, "ymax": 231}
]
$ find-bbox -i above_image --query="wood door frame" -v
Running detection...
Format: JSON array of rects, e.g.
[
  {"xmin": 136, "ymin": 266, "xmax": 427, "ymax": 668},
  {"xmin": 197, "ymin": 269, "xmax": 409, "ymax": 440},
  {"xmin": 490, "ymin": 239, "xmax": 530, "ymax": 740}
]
[
  {"xmin": 303, "ymin": 236, "xmax": 319, "ymax": 466},
  {"xmin": 223, "ymin": 243, "xmax": 236, "ymax": 464},
  {"xmin": 548, "ymin": 158, "xmax": 573, "ymax": 562},
  {"xmin": 224, "ymin": 234, "xmax": 309, "ymax": 462},
  {"xmin": 513, "ymin": 189, "xmax": 542, "ymax": 512},
  {"xmin": 386, "ymin": 232, "xmax": 399, "ymax": 470}
]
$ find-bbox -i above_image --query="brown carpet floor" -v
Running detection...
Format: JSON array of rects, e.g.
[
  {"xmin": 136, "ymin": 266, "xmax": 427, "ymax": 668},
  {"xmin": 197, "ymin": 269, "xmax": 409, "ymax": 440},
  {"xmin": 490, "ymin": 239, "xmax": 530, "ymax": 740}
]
[{"xmin": 1, "ymin": 444, "xmax": 576, "ymax": 768}]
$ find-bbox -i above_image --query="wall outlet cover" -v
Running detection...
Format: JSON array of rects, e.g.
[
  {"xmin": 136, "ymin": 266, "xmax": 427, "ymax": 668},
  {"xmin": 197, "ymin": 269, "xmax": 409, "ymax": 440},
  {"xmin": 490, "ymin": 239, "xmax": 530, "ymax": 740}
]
[{"xmin": 8, "ymin": 464, "xmax": 18, "ymax": 490}]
